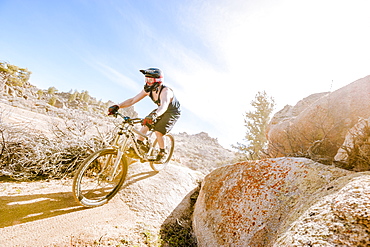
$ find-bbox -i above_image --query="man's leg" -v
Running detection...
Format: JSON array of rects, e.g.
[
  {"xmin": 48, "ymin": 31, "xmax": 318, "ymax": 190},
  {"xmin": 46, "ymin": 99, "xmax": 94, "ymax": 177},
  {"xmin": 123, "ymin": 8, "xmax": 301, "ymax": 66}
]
[
  {"xmin": 154, "ymin": 131, "xmax": 166, "ymax": 161},
  {"xmin": 155, "ymin": 131, "xmax": 164, "ymax": 149},
  {"xmin": 138, "ymin": 126, "xmax": 149, "ymax": 141}
]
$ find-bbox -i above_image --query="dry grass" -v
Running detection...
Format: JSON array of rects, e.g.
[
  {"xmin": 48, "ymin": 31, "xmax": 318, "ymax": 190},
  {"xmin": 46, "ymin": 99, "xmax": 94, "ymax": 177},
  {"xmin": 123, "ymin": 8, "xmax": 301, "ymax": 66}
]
[{"xmin": 0, "ymin": 112, "xmax": 113, "ymax": 180}]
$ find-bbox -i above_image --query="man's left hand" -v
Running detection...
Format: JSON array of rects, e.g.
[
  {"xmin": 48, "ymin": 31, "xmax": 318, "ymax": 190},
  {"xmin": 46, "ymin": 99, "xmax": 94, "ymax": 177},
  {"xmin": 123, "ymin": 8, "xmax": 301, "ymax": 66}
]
[{"xmin": 108, "ymin": 105, "xmax": 119, "ymax": 115}]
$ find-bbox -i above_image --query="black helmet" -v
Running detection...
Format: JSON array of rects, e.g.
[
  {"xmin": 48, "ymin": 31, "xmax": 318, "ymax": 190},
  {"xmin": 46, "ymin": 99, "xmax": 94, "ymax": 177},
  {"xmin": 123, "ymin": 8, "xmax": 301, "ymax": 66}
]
[
  {"xmin": 140, "ymin": 68, "xmax": 163, "ymax": 92},
  {"xmin": 139, "ymin": 68, "xmax": 163, "ymax": 78}
]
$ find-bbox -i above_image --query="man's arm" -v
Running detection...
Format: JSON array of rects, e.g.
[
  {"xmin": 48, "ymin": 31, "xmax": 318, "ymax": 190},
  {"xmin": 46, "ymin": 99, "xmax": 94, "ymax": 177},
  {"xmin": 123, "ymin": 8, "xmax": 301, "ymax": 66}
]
[
  {"xmin": 156, "ymin": 88, "xmax": 173, "ymax": 116},
  {"xmin": 118, "ymin": 90, "xmax": 148, "ymax": 108}
]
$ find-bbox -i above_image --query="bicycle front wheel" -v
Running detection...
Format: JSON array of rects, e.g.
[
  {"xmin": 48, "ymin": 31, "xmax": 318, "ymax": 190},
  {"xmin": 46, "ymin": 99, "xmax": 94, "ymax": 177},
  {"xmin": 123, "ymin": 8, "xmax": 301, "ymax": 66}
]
[
  {"xmin": 150, "ymin": 134, "xmax": 175, "ymax": 171},
  {"xmin": 72, "ymin": 148, "xmax": 128, "ymax": 207}
]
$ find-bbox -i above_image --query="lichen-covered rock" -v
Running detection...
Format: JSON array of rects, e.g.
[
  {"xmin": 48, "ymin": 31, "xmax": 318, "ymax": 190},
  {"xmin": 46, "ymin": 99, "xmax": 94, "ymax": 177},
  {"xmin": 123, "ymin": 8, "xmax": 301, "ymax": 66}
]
[
  {"xmin": 192, "ymin": 158, "xmax": 352, "ymax": 246},
  {"xmin": 274, "ymin": 174, "xmax": 370, "ymax": 246},
  {"xmin": 267, "ymin": 75, "xmax": 370, "ymax": 163}
]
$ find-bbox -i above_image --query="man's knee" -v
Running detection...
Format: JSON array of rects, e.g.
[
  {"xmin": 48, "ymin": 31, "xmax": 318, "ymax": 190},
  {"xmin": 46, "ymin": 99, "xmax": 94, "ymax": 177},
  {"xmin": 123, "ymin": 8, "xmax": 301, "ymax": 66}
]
[{"xmin": 155, "ymin": 130, "xmax": 165, "ymax": 137}]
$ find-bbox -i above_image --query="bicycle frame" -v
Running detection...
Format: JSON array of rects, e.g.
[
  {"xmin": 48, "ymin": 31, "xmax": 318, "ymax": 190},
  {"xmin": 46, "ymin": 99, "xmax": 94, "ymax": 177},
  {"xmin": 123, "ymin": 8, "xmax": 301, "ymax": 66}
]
[{"xmin": 108, "ymin": 113, "xmax": 157, "ymax": 179}]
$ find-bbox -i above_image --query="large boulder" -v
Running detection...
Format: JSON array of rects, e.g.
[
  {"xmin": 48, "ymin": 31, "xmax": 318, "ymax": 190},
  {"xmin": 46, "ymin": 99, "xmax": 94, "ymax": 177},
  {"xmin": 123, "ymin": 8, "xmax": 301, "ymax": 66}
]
[
  {"xmin": 268, "ymin": 92, "xmax": 329, "ymax": 126},
  {"xmin": 267, "ymin": 75, "xmax": 370, "ymax": 163},
  {"xmin": 274, "ymin": 174, "xmax": 370, "ymax": 246},
  {"xmin": 120, "ymin": 162, "xmax": 203, "ymax": 228},
  {"xmin": 192, "ymin": 158, "xmax": 365, "ymax": 246}
]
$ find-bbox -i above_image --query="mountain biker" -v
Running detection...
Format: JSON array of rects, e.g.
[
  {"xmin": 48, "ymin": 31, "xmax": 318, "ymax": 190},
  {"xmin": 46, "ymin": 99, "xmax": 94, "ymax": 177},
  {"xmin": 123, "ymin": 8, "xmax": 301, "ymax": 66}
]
[{"xmin": 108, "ymin": 68, "xmax": 181, "ymax": 161}]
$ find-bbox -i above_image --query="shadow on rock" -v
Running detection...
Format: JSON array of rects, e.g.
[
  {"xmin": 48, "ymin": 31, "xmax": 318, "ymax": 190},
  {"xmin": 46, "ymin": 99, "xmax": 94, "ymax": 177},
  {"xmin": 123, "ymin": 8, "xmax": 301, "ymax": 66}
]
[
  {"xmin": 159, "ymin": 184, "xmax": 200, "ymax": 247},
  {"xmin": 0, "ymin": 191, "xmax": 85, "ymax": 228},
  {"xmin": 123, "ymin": 170, "xmax": 158, "ymax": 188}
]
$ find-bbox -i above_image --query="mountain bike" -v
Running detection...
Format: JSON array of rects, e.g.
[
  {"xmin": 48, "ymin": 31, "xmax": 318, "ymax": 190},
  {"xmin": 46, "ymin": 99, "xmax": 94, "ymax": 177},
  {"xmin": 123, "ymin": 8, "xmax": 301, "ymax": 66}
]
[{"xmin": 72, "ymin": 112, "xmax": 175, "ymax": 207}]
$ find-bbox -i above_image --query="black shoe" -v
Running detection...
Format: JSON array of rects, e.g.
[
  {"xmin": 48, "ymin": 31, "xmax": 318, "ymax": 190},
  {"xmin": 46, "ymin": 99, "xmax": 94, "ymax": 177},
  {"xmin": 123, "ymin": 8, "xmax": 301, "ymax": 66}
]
[{"xmin": 156, "ymin": 149, "xmax": 166, "ymax": 162}]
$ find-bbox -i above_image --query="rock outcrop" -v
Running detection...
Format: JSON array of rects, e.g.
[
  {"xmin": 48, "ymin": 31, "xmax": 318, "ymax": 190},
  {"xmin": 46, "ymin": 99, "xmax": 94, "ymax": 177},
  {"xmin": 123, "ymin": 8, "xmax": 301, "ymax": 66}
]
[
  {"xmin": 120, "ymin": 162, "xmax": 203, "ymax": 228},
  {"xmin": 192, "ymin": 157, "xmax": 370, "ymax": 246},
  {"xmin": 274, "ymin": 174, "xmax": 370, "ymax": 246},
  {"xmin": 334, "ymin": 117, "xmax": 370, "ymax": 171},
  {"xmin": 268, "ymin": 92, "xmax": 329, "ymax": 126},
  {"xmin": 173, "ymin": 132, "xmax": 237, "ymax": 175},
  {"xmin": 266, "ymin": 75, "xmax": 370, "ymax": 163}
]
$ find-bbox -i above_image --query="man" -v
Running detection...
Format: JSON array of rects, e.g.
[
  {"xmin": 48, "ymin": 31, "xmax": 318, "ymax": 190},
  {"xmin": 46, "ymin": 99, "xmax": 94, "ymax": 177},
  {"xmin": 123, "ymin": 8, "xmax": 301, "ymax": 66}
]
[{"xmin": 108, "ymin": 68, "xmax": 181, "ymax": 161}]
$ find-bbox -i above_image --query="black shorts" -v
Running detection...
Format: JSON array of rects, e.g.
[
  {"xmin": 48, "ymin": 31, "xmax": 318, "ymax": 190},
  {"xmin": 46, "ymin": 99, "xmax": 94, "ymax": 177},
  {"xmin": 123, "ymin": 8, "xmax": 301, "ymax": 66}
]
[{"xmin": 154, "ymin": 111, "xmax": 180, "ymax": 135}]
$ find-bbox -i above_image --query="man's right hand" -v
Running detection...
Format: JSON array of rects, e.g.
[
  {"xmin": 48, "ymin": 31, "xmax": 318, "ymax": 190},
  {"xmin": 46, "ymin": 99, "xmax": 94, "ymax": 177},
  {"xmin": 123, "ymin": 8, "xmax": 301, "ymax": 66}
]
[
  {"xmin": 108, "ymin": 105, "xmax": 119, "ymax": 115},
  {"xmin": 142, "ymin": 111, "xmax": 157, "ymax": 127}
]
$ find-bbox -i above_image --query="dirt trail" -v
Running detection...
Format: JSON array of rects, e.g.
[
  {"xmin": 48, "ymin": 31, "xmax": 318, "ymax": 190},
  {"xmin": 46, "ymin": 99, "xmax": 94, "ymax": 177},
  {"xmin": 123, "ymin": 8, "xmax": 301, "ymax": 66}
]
[
  {"xmin": 0, "ymin": 163, "xmax": 203, "ymax": 246},
  {"xmin": 0, "ymin": 179, "xmax": 137, "ymax": 246}
]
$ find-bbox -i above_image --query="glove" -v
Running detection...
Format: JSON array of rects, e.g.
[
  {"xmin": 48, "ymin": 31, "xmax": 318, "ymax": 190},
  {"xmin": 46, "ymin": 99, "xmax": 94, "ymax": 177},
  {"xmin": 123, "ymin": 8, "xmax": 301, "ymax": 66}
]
[
  {"xmin": 108, "ymin": 105, "xmax": 119, "ymax": 115},
  {"xmin": 142, "ymin": 111, "xmax": 157, "ymax": 126}
]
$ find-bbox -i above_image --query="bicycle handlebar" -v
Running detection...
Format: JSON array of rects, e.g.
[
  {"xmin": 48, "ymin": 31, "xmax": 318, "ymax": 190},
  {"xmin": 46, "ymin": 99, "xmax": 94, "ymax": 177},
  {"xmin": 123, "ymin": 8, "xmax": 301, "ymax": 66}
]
[{"xmin": 113, "ymin": 112, "xmax": 143, "ymax": 124}]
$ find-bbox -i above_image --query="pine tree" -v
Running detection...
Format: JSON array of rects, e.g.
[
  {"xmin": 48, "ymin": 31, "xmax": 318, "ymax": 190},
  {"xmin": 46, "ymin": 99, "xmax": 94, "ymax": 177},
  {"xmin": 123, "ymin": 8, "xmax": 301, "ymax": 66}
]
[
  {"xmin": 48, "ymin": 96, "xmax": 57, "ymax": 106},
  {"xmin": 47, "ymin": 86, "xmax": 58, "ymax": 94},
  {"xmin": 36, "ymin": 89, "xmax": 44, "ymax": 99},
  {"xmin": 233, "ymin": 91, "xmax": 275, "ymax": 160},
  {"xmin": 81, "ymin": 90, "xmax": 90, "ymax": 103},
  {"xmin": 68, "ymin": 91, "xmax": 78, "ymax": 102},
  {"xmin": 0, "ymin": 61, "xmax": 31, "ymax": 86}
]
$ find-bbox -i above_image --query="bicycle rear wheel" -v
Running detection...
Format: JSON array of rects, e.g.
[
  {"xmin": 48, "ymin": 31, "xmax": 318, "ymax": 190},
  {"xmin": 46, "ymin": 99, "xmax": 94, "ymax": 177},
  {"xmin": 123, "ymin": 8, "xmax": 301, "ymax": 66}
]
[
  {"xmin": 150, "ymin": 134, "xmax": 174, "ymax": 171},
  {"xmin": 72, "ymin": 148, "xmax": 128, "ymax": 207}
]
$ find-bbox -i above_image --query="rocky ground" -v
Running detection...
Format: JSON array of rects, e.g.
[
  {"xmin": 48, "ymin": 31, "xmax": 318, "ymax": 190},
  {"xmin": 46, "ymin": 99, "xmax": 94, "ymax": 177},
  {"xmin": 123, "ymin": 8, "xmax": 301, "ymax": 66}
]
[{"xmin": 0, "ymin": 162, "xmax": 203, "ymax": 246}]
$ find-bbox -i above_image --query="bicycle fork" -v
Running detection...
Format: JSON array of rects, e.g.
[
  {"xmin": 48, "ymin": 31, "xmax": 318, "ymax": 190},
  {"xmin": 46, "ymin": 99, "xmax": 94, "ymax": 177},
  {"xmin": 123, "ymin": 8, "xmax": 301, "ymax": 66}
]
[
  {"xmin": 106, "ymin": 132, "xmax": 128, "ymax": 182},
  {"xmin": 106, "ymin": 150, "xmax": 123, "ymax": 182}
]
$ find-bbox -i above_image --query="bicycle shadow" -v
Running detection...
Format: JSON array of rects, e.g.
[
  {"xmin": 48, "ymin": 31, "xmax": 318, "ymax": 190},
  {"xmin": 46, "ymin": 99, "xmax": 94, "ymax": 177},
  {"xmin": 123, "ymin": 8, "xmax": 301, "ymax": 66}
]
[
  {"xmin": 123, "ymin": 170, "xmax": 158, "ymax": 188},
  {"xmin": 0, "ymin": 163, "xmax": 158, "ymax": 229},
  {"xmin": 121, "ymin": 160, "xmax": 158, "ymax": 186},
  {"xmin": 0, "ymin": 190, "xmax": 85, "ymax": 228}
]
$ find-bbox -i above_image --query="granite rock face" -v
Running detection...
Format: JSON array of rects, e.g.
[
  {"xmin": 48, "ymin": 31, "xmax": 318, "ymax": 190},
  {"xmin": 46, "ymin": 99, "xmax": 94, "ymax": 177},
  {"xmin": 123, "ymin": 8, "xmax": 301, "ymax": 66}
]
[
  {"xmin": 274, "ymin": 175, "xmax": 370, "ymax": 246},
  {"xmin": 192, "ymin": 158, "xmax": 359, "ymax": 246},
  {"xmin": 334, "ymin": 117, "xmax": 370, "ymax": 171},
  {"xmin": 266, "ymin": 75, "xmax": 370, "ymax": 163}
]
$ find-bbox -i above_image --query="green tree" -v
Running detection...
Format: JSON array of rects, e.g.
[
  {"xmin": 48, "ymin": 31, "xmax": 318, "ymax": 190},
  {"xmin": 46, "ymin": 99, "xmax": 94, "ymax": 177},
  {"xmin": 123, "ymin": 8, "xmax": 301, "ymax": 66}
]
[
  {"xmin": 48, "ymin": 96, "xmax": 57, "ymax": 106},
  {"xmin": 81, "ymin": 90, "xmax": 90, "ymax": 103},
  {"xmin": 47, "ymin": 86, "xmax": 58, "ymax": 94},
  {"xmin": 36, "ymin": 89, "xmax": 44, "ymax": 99},
  {"xmin": 0, "ymin": 61, "xmax": 31, "ymax": 86},
  {"xmin": 68, "ymin": 91, "xmax": 78, "ymax": 102},
  {"xmin": 233, "ymin": 91, "xmax": 275, "ymax": 160}
]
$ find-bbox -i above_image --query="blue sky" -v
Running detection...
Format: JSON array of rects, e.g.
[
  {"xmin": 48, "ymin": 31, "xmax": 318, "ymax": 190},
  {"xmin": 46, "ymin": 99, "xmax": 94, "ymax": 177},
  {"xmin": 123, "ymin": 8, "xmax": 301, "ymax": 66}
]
[{"xmin": 1, "ymin": 0, "xmax": 370, "ymax": 148}]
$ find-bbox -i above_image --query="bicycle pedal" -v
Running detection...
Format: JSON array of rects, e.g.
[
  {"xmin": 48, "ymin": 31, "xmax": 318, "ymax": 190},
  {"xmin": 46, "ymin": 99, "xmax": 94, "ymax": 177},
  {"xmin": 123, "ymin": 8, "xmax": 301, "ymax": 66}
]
[{"xmin": 147, "ymin": 156, "xmax": 157, "ymax": 162}]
